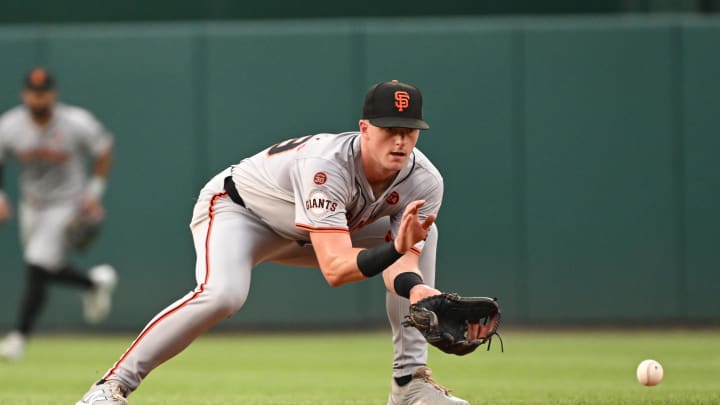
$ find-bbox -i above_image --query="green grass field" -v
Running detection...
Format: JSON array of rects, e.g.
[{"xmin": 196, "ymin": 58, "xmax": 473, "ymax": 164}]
[{"xmin": 0, "ymin": 330, "xmax": 718, "ymax": 404}]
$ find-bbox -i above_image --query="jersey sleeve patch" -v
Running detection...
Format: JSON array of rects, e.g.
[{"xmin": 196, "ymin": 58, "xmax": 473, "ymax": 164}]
[
  {"xmin": 313, "ymin": 171, "xmax": 327, "ymax": 185},
  {"xmin": 304, "ymin": 189, "xmax": 339, "ymax": 218},
  {"xmin": 293, "ymin": 157, "xmax": 350, "ymax": 231}
]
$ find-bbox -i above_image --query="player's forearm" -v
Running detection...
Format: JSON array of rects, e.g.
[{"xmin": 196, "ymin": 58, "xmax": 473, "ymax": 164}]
[
  {"xmin": 92, "ymin": 148, "xmax": 113, "ymax": 177},
  {"xmin": 311, "ymin": 232, "xmax": 410, "ymax": 287},
  {"xmin": 318, "ymin": 243, "xmax": 410, "ymax": 287},
  {"xmin": 85, "ymin": 148, "xmax": 112, "ymax": 200},
  {"xmin": 383, "ymin": 253, "xmax": 434, "ymax": 298},
  {"xmin": 318, "ymin": 248, "xmax": 369, "ymax": 287}
]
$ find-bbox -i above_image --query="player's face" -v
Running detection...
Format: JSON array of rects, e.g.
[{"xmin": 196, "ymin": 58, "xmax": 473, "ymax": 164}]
[
  {"xmin": 21, "ymin": 89, "xmax": 57, "ymax": 119},
  {"xmin": 361, "ymin": 120, "xmax": 420, "ymax": 173}
]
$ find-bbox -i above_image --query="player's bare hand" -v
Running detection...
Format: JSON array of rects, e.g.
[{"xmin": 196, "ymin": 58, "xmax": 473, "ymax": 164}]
[
  {"xmin": 409, "ymin": 284, "xmax": 442, "ymax": 304},
  {"xmin": 0, "ymin": 194, "xmax": 12, "ymax": 222},
  {"xmin": 81, "ymin": 196, "xmax": 105, "ymax": 222},
  {"xmin": 394, "ymin": 200, "xmax": 436, "ymax": 254}
]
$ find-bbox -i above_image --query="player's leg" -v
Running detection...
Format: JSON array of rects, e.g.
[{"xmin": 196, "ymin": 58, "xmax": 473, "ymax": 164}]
[
  {"xmin": 46, "ymin": 265, "xmax": 94, "ymax": 288},
  {"xmin": 1, "ymin": 203, "xmax": 74, "ymax": 360},
  {"xmin": 383, "ymin": 224, "xmax": 467, "ymax": 404},
  {"xmin": 95, "ymin": 198, "xmax": 252, "ymax": 392},
  {"xmin": 28, "ymin": 202, "xmax": 118, "ymax": 323},
  {"xmin": 0, "ymin": 263, "xmax": 47, "ymax": 361},
  {"xmin": 81, "ymin": 180, "xmax": 285, "ymax": 399},
  {"xmin": 385, "ymin": 222, "xmax": 436, "ymax": 378},
  {"xmin": 27, "ymin": 203, "xmax": 116, "ymax": 320}
]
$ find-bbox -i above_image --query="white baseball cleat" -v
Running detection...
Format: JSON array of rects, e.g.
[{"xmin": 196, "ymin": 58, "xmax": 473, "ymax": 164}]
[
  {"xmin": 83, "ymin": 264, "xmax": 118, "ymax": 324},
  {"xmin": 76, "ymin": 380, "xmax": 129, "ymax": 405},
  {"xmin": 387, "ymin": 367, "xmax": 469, "ymax": 405},
  {"xmin": 0, "ymin": 330, "xmax": 26, "ymax": 361}
]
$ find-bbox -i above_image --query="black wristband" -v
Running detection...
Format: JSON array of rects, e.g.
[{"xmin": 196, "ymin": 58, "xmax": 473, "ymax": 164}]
[
  {"xmin": 356, "ymin": 242, "xmax": 403, "ymax": 278},
  {"xmin": 394, "ymin": 272, "xmax": 424, "ymax": 299}
]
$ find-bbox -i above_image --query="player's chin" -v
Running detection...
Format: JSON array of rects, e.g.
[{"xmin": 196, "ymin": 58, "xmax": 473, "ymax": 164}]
[
  {"xmin": 386, "ymin": 155, "xmax": 408, "ymax": 169},
  {"xmin": 384, "ymin": 162, "xmax": 405, "ymax": 172}
]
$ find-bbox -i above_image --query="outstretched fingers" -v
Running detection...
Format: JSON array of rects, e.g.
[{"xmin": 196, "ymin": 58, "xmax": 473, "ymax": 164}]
[
  {"xmin": 402, "ymin": 200, "xmax": 425, "ymax": 220},
  {"xmin": 421, "ymin": 214, "xmax": 436, "ymax": 230},
  {"xmin": 395, "ymin": 200, "xmax": 435, "ymax": 254}
]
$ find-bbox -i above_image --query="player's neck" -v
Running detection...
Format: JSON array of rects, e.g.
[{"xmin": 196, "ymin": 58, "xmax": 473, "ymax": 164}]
[
  {"xmin": 30, "ymin": 112, "xmax": 53, "ymax": 129},
  {"xmin": 365, "ymin": 167, "xmax": 398, "ymax": 199},
  {"xmin": 359, "ymin": 142, "xmax": 400, "ymax": 198}
]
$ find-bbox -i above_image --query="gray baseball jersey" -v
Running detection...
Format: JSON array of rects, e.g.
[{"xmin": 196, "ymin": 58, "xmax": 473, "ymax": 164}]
[
  {"xmin": 231, "ymin": 131, "xmax": 443, "ymax": 250},
  {"xmin": 0, "ymin": 103, "xmax": 113, "ymax": 205}
]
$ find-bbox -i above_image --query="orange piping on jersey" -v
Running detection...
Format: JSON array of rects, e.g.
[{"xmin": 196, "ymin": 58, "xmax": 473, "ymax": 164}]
[
  {"xmin": 104, "ymin": 192, "xmax": 228, "ymax": 380},
  {"xmin": 295, "ymin": 223, "xmax": 349, "ymax": 233},
  {"xmin": 409, "ymin": 247, "xmax": 421, "ymax": 256}
]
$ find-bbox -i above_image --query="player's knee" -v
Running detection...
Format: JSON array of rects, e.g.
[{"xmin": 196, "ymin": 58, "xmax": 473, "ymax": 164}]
[
  {"xmin": 24, "ymin": 257, "xmax": 62, "ymax": 273},
  {"xmin": 208, "ymin": 286, "xmax": 247, "ymax": 318},
  {"xmin": 24, "ymin": 248, "xmax": 63, "ymax": 272}
]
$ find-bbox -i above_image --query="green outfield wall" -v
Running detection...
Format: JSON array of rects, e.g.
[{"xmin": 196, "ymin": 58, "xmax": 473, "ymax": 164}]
[{"xmin": 0, "ymin": 16, "xmax": 718, "ymax": 331}]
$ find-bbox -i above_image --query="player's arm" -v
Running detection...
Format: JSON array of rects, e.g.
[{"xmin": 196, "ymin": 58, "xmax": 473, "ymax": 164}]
[
  {"xmin": 82, "ymin": 146, "xmax": 113, "ymax": 220},
  {"xmin": 308, "ymin": 231, "xmax": 368, "ymax": 287},
  {"xmin": 0, "ymin": 161, "xmax": 11, "ymax": 222},
  {"xmin": 77, "ymin": 109, "xmax": 114, "ymax": 219},
  {"xmin": 382, "ymin": 254, "xmax": 441, "ymax": 304},
  {"xmin": 310, "ymin": 200, "xmax": 435, "ymax": 289},
  {"xmin": 91, "ymin": 146, "xmax": 113, "ymax": 180}
]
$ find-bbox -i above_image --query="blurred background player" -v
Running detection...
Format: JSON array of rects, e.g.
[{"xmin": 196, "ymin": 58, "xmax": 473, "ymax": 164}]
[{"xmin": 0, "ymin": 67, "xmax": 118, "ymax": 361}]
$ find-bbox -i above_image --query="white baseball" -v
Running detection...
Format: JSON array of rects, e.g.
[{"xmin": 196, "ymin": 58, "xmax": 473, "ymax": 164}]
[{"xmin": 636, "ymin": 359, "xmax": 663, "ymax": 386}]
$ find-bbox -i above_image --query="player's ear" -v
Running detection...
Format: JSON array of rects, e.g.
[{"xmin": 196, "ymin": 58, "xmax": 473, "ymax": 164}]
[{"xmin": 358, "ymin": 119, "xmax": 369, "ymax": 134}]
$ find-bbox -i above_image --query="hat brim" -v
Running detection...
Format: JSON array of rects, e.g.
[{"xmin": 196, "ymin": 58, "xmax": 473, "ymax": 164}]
[{"xmin": 369, "ymin": 117, "xmax": 429, "ymax": 130}]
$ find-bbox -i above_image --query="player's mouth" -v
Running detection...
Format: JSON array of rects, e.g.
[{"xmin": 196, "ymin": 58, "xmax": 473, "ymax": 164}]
[{"xmin": 390, "ymin": 151, "xmax": 406, "ymax": 157}]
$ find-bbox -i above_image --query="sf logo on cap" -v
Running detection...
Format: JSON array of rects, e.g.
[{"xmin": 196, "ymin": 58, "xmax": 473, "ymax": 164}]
[{"xmin": 394, "ymin": 91, "xmax": 410, "ymax": 112}]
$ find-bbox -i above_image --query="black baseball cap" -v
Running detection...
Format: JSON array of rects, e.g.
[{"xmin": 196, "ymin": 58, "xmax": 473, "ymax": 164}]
[
  {"xmin": 23, "ymin": 67, "xmax": 56, "ymax": 91},
  {"xmin": 362, "ymin": 80, "xmax": 429, "ymax": 130}
]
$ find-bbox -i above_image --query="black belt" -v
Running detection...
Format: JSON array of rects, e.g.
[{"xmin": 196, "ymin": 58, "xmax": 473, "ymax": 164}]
[{"xmin": 223, "ymin": 176, "xmax": 245, "ymax": 207}]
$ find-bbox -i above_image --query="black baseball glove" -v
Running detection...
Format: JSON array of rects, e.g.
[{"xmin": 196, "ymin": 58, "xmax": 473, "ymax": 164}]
[
  {"xmin": 65, "ymin": 215, "xmax": 103, "ymax": 251},
  {"xmin": 403, "ymin": 293, "xmax": 501, "ymax": 355}
]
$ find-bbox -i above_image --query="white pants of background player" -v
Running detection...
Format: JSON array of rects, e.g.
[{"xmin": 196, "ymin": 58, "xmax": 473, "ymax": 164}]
[
  {"xmin": 20, "ymin": 200, "xmax": 77, "ymax": 271},
  {"xmin": 102, "ymin": 170, "xmax": 436, "ymax": 392}
]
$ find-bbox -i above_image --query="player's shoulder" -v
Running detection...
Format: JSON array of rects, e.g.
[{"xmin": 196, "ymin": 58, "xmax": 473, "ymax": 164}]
[
  {"xmin": 410, "ymin": 147, "xmax": 443, "ymax": 185},
  {"xmin": 0, "ymin": 106, "xmax": 26, "ymax": 130},
  {"xmin": 56, "ymin": 103, "xmax": 101, "ymax": 127},
  {"xmin": 296, "ymin": 131, "xmax": 359, "ymax": 161}
]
